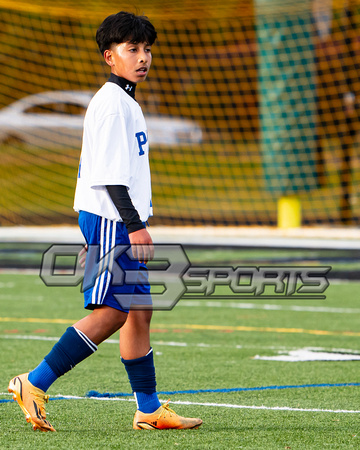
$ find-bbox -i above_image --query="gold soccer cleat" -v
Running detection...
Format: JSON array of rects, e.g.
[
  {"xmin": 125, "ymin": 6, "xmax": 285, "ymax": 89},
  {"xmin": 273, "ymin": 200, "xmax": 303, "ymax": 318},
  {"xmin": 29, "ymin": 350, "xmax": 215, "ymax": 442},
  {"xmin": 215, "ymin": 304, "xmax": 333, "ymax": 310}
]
[
  {"xmin": 133, "ymin": 401, "xmax": 202, "ymax": 430},
  {"xmin": 8, "ymin": 373, "xmax": 56, "ymax": 432}
]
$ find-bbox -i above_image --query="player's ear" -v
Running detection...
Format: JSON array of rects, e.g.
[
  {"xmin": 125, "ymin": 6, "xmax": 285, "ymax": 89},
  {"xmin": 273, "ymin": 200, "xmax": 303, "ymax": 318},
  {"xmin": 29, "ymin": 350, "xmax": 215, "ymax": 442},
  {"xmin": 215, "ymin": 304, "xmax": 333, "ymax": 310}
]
[{"xmin": 104, "ymin": 49, "xmax": 113, "ymax": 67}]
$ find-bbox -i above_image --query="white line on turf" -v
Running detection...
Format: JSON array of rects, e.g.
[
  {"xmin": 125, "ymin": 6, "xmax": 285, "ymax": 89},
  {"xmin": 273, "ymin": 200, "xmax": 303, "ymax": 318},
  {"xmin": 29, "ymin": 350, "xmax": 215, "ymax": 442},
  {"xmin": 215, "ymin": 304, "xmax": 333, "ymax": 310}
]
[
  {"xmin": 168, "ymin": 400, "xmax": 360, "ymax": 414},
  {"xmin": 0, "ymin": 335, "xmax": 60, "ymax": 342},
  {"xmin": 0, "ymin": 334, "xmax": 194, "ymax": 346},
  {"xmin": 178, "ymin": 300, "xmax": 360, "ymax": 314},
  {"xmin": 1, "ymin": 334, "xmax": 360, "ymax": 355},
  {"xmin": 1, "ymin": 393, "xmax": 359, "ymax": 413},
  {"xmin": 1, "ymin": 293, "xmax": 359, "ymax": 314}
]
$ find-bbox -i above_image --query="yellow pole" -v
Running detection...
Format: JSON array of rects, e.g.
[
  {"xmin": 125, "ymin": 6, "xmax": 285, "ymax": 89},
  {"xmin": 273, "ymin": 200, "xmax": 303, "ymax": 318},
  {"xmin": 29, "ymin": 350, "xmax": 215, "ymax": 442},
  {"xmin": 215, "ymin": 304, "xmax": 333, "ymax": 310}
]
[{"xmin": 277, "ymin": 196, "xmax": 301, "ymax": 228}]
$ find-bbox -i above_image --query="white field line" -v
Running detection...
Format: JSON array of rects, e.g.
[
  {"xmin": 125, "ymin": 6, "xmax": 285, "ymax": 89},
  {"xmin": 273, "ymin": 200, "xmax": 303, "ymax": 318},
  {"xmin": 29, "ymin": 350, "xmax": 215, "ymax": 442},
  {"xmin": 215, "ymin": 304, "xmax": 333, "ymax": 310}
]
[
  {"xmin": 1, "ymin": 334, "xmax": 360, "ymax": 356},
  {"xmin": 168, "ymin": 400, "xmax": 360, "ymax": 414},
  {"xmin": 0, "ymin": 280, "xmax": 358, "ymax": 314},
  {"xmin": 0, "ymin": 269, "xmax": 40, "ymax": 275},
  {"xmin": 0, "ymin": 334, "xmax": 192, "ymax": 347},
  {"xmin": 178, "ymin": 300, "xmax": 360, "ymax": 314},
  {"xmin": 1, "ymin": 392, "xmax": 359, "ymax": 414},
  {"xmin": 3, "ymin": 293, "xmax": 359, "ymax": 314},
  {"xmin": 2, "ymin": 297, "xmax": 357, "ymax": 314},
  {"xmin": 0, "ymin": 334, "xmax": 208, "ymax": 349}
]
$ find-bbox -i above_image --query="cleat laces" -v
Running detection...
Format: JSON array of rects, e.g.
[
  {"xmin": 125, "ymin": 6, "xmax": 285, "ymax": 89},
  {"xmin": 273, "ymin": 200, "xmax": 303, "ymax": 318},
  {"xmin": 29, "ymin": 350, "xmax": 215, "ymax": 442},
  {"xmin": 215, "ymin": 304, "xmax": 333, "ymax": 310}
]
[{"xmin": 157, "ymin": 401, "xmax": 175, "ymax": 419}]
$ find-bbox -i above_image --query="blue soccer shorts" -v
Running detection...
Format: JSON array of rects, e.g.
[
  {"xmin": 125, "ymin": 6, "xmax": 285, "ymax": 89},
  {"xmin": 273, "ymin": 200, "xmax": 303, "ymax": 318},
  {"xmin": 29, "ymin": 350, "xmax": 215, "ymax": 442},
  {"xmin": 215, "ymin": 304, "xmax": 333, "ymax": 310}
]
[{"xmin": 78, "ymin": 210, "xmax": 151, "ymax": 313}]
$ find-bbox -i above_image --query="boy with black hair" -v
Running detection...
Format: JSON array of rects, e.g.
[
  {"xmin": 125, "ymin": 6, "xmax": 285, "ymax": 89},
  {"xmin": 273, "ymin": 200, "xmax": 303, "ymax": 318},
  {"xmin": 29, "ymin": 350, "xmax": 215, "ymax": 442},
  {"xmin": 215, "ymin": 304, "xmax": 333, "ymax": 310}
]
[{"xmin": 8, "ymin": 11, "xmax": 202, "ymax": 432}]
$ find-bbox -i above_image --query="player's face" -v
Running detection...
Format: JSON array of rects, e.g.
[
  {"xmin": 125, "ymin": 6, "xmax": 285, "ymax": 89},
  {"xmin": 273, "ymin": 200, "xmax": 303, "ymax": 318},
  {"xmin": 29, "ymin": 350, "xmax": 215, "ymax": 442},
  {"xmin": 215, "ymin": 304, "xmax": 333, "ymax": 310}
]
[{"xmin": 105, "ymin": 41, "xmax": 152, "ymax": 84}]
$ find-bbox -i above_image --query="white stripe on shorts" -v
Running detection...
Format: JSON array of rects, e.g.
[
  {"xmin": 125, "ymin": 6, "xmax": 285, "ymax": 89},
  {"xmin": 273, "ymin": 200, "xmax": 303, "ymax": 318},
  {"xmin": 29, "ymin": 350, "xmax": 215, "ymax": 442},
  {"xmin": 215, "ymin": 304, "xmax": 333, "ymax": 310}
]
[{"xmin": 92, "ymin": 217, "xmax": 116, "ymax": 306}]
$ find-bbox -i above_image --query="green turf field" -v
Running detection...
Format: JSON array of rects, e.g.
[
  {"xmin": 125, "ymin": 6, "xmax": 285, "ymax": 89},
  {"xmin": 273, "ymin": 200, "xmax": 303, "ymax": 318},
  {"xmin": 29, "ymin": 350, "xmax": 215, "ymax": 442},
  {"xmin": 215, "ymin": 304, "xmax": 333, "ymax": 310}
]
[{"xmin": 1, "ymin": 266, "xmax": 360, "ymax": 449}]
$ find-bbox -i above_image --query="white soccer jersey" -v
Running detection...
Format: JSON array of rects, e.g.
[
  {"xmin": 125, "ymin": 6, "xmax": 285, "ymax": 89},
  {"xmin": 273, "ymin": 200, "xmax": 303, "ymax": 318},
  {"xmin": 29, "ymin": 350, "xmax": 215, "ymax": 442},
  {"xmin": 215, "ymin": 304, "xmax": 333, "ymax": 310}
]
[{"xmin": 74, "ymin": 80, "xmax": 153, "ymax": 222}]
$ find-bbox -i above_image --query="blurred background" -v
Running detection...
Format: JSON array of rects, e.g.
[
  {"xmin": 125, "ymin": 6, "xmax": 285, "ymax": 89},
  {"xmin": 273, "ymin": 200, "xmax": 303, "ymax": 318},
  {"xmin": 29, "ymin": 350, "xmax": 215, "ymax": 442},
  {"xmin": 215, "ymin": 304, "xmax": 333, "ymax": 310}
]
[{"xmin": 0, "ymin": 0, "xmax": 359, "ymax": 228}]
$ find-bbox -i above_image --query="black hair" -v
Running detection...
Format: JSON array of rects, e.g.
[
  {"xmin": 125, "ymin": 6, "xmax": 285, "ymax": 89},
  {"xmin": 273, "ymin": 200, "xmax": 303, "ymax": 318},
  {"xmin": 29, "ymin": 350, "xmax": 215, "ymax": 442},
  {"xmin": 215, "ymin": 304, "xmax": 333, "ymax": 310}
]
[{"xmin": 96, "ymin": 11, "xmax": 157, "ymax": 55}]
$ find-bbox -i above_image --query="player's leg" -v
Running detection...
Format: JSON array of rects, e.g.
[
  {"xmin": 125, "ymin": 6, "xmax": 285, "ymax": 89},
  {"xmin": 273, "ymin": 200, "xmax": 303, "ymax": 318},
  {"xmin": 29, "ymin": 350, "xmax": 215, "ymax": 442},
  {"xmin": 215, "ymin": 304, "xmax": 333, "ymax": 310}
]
[
  {"xmin": 8, "ymin": 306, "xmax": 127, "ymax": 432},
  {"xmin": 73, "ymin": 305, "xmax": 127, "ymax": 345},
  {"xmin": 120, "ymin": 308, "xmax": 152, "ymax": 359},
  {"xmin": 8, "ymin": 212, "xmax": 130, "ymax": 432},
  {"xmin": 28, "ymin": 305, "xmax": 126, "ymax": 390},
  {"xmin": 120, "ymin": 309, "xmax": 162, "ymax": 414},
  {"xmin": 120, "ymin": 280, "xmax": 202, "ymax": 430}
]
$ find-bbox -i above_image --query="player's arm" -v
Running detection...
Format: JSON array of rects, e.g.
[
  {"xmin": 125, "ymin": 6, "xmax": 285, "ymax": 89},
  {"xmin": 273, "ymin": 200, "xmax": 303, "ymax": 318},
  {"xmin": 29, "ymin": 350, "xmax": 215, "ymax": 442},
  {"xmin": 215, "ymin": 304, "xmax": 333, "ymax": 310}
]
[{"xmin": 106, "ymin": 185, "xmax": 154, "ymax": 263}]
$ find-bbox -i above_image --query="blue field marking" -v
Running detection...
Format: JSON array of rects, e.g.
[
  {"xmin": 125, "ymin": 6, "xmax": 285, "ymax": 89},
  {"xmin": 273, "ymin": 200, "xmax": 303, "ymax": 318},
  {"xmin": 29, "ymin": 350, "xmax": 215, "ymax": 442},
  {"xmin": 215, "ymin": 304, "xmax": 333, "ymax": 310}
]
[
  {"xmin": 0, "ymin": 395, "xmax": 72, "ymax": 404},
  {"xmin": 86, "ymin": 382, "xmax": 360, "ymax": 398},
  {"xmin": 87, "ymin": 390, "xmax": 132, "ymax": 397},
  {"xmin": 2, "ymin": 382, "xmax": 360, "ymax": 404}
]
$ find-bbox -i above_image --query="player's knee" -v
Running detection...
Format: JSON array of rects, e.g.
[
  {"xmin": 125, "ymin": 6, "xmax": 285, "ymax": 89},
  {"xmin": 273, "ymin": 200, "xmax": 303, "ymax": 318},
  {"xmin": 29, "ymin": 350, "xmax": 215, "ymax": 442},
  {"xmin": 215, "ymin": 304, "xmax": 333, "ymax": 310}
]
[
  {"xmin": 111, "ymin": 313, "xmax": 128, "ymax": 331},
  {"xmin": 97, "ymin": 306, "xmax": 127, "ymax": 330},
  {"xmin": 141, "ymin": 309, "xmax": 153, "ymax": 324},
  {"xmin": 128, "ymin": 309, "xmax": 152, "ymax": 327}
]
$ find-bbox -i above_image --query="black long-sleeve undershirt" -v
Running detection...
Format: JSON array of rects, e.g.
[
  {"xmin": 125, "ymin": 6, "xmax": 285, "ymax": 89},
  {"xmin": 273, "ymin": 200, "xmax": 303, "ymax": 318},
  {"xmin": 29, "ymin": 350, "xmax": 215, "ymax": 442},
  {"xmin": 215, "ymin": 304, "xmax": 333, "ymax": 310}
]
[{"xmin": 106, "ymin": 185, "xmax": 145, "ymax": 234}]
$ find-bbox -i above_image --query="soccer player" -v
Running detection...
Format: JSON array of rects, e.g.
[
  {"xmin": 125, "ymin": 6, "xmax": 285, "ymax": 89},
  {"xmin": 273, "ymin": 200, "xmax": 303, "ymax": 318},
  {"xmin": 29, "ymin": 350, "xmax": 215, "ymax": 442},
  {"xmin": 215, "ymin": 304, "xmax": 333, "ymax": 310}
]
[{"xmin": 8, "ymin": 11, "xmax": 202, "ymax": 432}]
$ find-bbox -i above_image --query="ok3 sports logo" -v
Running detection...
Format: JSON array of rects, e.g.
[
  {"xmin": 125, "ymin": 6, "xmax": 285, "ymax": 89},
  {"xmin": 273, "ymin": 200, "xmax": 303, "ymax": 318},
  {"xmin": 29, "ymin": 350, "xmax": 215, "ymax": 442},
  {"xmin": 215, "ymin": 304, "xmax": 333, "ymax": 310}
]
[{"xmin": 40, "ymin": 244, "xmax": 331, "ymax": 310}]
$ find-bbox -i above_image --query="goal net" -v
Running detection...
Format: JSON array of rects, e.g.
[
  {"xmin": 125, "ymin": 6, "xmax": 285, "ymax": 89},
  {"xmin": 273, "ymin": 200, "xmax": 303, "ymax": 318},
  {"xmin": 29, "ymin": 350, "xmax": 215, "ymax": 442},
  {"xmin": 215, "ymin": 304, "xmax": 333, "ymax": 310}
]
[{"xmin": 0, "ymin": 0, "xmax": 359, "ymax": 227}]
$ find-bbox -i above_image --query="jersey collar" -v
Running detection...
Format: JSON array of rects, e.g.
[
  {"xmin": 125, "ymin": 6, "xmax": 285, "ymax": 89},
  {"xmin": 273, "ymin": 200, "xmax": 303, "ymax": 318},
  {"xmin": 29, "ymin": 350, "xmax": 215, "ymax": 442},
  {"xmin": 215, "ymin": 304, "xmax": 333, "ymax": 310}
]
[{"xmin": 108, "ymin": 73, "xmax": 136, "ymax": 99}]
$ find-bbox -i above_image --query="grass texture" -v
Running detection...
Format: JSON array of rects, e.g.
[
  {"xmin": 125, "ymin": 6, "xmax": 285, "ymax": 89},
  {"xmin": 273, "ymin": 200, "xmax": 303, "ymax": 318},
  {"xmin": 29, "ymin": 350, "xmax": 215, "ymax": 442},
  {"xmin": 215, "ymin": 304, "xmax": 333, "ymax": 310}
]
[{"xmin": 0, "ymin": 270, "xmax": 360, "ymax": 449}]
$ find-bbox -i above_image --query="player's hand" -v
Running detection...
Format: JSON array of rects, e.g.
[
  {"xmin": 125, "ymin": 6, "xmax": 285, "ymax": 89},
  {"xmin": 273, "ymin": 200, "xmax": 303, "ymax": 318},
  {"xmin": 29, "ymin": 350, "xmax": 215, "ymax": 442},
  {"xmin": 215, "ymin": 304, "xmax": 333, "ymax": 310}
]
[
  {"xmin": 129, "ymin": 228, "xmax": 154, "ymax": 264},
  {"xmin": 78, "ymin": 244, "xmax": 88, "ymax": 268}
]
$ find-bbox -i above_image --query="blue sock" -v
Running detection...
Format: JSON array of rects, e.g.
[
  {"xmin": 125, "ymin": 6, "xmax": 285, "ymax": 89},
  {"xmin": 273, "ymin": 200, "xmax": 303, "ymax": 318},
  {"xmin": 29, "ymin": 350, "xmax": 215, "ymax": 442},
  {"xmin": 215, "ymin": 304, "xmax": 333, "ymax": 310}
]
[
  {"xmin": 28, "ymin": 360, "xmax": 58, "ymax": 392},
  {"xmin": 121, "ymin": 348, "xmax": 161, "ymax": 413},
  {"xmin": 28, "ymin": 326, "xmax": 97, "ymax": 392},
  {"xmin": 134, "ymin": 392, "xmax": 161, "ymax": 414}
]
